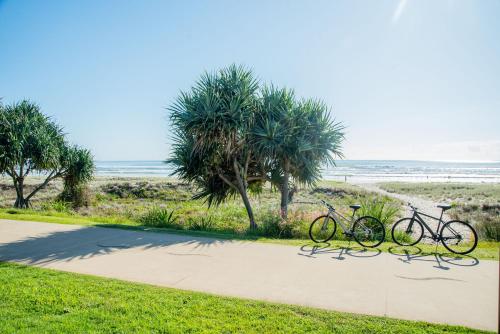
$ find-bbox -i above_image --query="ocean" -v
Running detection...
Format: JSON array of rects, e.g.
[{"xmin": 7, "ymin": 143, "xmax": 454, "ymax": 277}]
[{"xmin": 95, "ymin": 160, "xmax": 500, "ymax": 183}]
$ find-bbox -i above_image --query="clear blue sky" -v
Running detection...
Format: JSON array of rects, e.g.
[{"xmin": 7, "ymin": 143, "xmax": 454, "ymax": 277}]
[{"xmin": 1, "ymin": 0, "xmax": 499, "ymax": 161}]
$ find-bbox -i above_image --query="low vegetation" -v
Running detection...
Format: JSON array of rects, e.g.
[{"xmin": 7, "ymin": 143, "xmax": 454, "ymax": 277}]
[
  {"xmin": 0, "ymin": 177, "xmax": 395, "ymax": 240},
  {"xmin": 0, "ymin": 262, "xmax": 488, "ymax": 334},
  {"xmin": 380, "ymin": 182, "xmax": 500, "ymax": 241}
]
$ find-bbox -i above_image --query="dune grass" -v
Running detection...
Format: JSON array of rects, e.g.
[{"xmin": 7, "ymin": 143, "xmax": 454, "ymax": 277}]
[{"xmin": 0, "ymin": 262, "xmax": 490, "ymax": 334}]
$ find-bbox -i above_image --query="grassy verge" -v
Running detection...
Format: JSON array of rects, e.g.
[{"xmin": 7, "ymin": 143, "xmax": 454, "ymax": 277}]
[
  {"xmin": 1, "ymin": 209, "xmax": 498, "ymax": 260},
  {"xmin": 0, "ymin": 262, "xmax": 490, "ymax": 334},
  {"xmin": 0, "ymin": 178, "xmax": 403, "ymax": 239}
]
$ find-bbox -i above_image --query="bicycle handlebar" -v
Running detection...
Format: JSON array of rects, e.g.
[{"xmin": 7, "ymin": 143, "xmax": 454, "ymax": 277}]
[
  {"xmin": 320, "ymin": 200, "xmax": 335, "ymax": 210},
  {"xmin": 407, "ymin": 202, "xmax": 417, "ymax": 211}
]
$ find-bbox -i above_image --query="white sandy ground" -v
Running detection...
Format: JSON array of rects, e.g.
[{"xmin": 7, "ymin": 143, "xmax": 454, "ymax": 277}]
[{"xmin": 0, "ymin": 219, "xmax": 498, "ymax": 331}]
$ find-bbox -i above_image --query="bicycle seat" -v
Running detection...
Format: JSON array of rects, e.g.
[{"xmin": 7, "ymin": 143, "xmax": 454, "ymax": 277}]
[
  {"xmin": 437, "ymin": 204, "xmax": 452, "ymax": 211},
  {"xmin": 349, "ymin": 204, "xmax": 361, "ymax": 211}
]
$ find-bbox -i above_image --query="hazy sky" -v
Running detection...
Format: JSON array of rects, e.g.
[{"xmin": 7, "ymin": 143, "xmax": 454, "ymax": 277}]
[{"xmin": 1, "ymin": 0, "xmax": 499, "ymax": 161}]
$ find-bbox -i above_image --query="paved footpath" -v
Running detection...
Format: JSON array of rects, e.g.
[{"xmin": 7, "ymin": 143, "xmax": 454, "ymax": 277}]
[{"xmin": 0, "ymin": 219, "xmax": 497, "ymax": 331}]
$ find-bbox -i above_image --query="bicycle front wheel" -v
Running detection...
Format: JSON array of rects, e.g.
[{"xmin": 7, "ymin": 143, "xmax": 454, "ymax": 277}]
[
  {"xmin": 309, "ymin": 215, "xmax": 337, "ymax": 243},
  {"xmin": 391, "ymin": 218, "xmax": 424, "ymax": 246},
  {"xmin": 352, "ymin": 216, "xmax": 385, "ymax": 248},
  {"xmin": 440, "ymin": 220, "xmax": 478, "ymax": 255}
]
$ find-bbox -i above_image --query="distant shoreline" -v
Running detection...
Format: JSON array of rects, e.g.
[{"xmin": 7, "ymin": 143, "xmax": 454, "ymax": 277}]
[{"xmin": 92, "ymin": 160, "xmax": 500, "ymax": 184}]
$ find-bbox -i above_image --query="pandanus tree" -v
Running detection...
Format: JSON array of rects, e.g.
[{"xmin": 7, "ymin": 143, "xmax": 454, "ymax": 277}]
[
  {"xmin": 59, "ymin": 146, "xmax": 95, "ymax": 207},
  {"xmin": 0, "ymin": 100, "xmax": 94, "ymax": 208},
  {"xmin": 252, "ymin": 86, "xmax": 345, "ymax": 219},
  {"xmin": 168, "ymin": 65, "xmax": 265, "ymax": 229}
]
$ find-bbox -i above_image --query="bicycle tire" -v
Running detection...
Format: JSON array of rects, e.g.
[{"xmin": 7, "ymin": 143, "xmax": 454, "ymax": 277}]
[
  {"xmin": 440, "ymin": 220, "xmax": 478, "ymax": 255},
  {"xmin": 391, "ymin": 217, "xmax": 424, "ymax": 246},
  {"xmin": 309, "ymin": 215, "xmax": 337, "ymax": 243},
  {"xmin": 352, "ymin": 215, "xmax": 385, "ymax": 248}
]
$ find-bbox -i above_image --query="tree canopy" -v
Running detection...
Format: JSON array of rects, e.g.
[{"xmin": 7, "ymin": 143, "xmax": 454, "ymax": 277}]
[
  {"xmin": 168, "ymin": 65, "xmax": 345, "ymax": 227},
  {"xmin": 168, "ymin": 65, "xmax": 265, "ymax": 228},
  {"xmin": 0, "ymin": 100, "xmax": 94, "ymax": 208},
  {"xmin": 252, "ymin": 86, "xmax": 344, "ymax": 218}
]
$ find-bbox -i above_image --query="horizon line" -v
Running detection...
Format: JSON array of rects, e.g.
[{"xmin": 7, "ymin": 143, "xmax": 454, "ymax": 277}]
[{"xmin": 94, "ymin": 159, "xmax": 500, "ymax": 164}]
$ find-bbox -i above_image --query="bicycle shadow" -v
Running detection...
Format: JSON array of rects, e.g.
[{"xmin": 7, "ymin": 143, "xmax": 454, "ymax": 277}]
[
  {"xmin": 298, "ymin": 242, "xmax": 381, "ymax": 261},
  {"xmin": 388, "ymin": 245, "xmax": 479, "ymax": 270}
]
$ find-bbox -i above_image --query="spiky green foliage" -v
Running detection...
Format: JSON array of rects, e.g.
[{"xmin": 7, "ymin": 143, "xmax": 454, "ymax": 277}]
[
  {"xmin": 168, "ymin": 65, "xmax": 264, "ymax": 228},
  {"xmin": 252, "ymin": 86, "xmax": 345, "ymax": 218},
  {"xmin": 0, "ymin": 100, "xmax": 64, "ymax": 176},
  {"xmin": 0, "ymin": 100, "xmax": 94, "ymax": 208},
  {"xmin": 59, "ymin": 146, "xmax": 95, "ymax": 207}
]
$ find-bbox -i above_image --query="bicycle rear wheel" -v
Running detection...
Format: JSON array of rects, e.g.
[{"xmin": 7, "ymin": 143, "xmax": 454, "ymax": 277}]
[
  {"xmin": 309, "ymin": 215, "xmax": 337, "ymax": 243},
  {"xmin": 440, "ymin": 220, "xmax": 478, "ymax": 255},
  {"xmin": 352, "ymin": 216, "xmax": 385, "ymax": 248}
]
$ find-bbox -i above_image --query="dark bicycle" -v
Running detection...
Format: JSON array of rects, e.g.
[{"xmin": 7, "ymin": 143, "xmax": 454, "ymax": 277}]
[
  {"xmin": 309, "ymin": 200, "xmax": 385, "ymax": 248},
  {"xmin": 391, "ymin": 203, "xmax": 478, "ymax": 255}
]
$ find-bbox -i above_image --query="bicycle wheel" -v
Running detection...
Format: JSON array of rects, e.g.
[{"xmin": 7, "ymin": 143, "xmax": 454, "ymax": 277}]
[
  {"xmin": 391, "ymin": 218, "xmax": 424, "ymax": 246},
  {"xmin": 309, "ymin": 215, "xmax": 337, "ymax": 243},
  {"xmin": 440, "ymin": 220, "xmax": 478, "ymax": 255},
  {"xmin": 352, "ymin": 216, "xmax": 385, "ymax": 248}
]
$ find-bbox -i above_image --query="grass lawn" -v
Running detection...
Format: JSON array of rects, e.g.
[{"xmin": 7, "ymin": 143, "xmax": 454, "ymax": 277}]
[
  {"xmin": 1, "ymin": 209, "xmax": 498, "ymax": 260},
  {"xmin": 0, "ymin": 262, "xmax": 490, "ymax": 334}
]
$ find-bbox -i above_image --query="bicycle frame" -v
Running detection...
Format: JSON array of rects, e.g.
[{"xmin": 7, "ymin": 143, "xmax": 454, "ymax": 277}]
[
  {"xmin": 410, "ymin": 210, "xmax": 444, "ymax": 239},
  {"xmin": 325, "ymin": 208, "xmax": 356, "ymax": 234}
]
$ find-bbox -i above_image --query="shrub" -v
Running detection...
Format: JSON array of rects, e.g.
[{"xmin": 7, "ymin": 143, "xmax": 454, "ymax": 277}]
[
  {"xmin": 40, "ymin": 200, "xmax": 71, "ymax": 213},
  {"xmin": 189, "ymin": 216, "xmax": 215, "ymax": 231},
  {"xmin": 358, "ymin": 197, "xmax": 400, "ymax": 226},
  {"xmin": 255, "ymin": 210, "xmax": 304, "ymax": 239},
  {"xmin": 59, "ymin": 185, "xmax": 92, "ymax": 208},
  {"xmin": 475, "ymin": 219, "xmax": 500, "ymax": 241},
  {"xmin": 139, "ymin": 207, "xmax": 178, "ymax": 228}
]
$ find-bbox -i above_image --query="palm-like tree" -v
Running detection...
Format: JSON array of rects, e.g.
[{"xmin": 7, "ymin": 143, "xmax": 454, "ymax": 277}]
[
  {"xmin": 168, "ymin": 65, "xmax": 265, "ymax": 229},
  {"xmin": 59, "ymin": 146, "xmax": 95, "ymax": 207},
  {"xmin": 0, "ymin": 100, "xmax": 95, "ymax": 208},
  {"xmin": 0, "ymin": 100, "xmax": 65, "ymax": 208},
  {"xmin": 253, "ymin": 86, "xmax": 344, "ymax": 219}
]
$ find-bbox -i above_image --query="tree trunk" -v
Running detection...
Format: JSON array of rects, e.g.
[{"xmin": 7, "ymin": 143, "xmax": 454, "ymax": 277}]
[
  {"xmin": 11, "ymin": 171, "xmax": 59, "ymax": 209},
  {"xmin": 280, "ymin": 160, "xmax": 290, "ymax": 220},
  {"xmin": 233, "ymin": 159, "xmax": 257, "ymax": 229},
  {"xmin": 239, "ymin": 187, "xmax": 257, "ymax": 229},
  {"xmin": 13, "ymin": 177, "xmax": 30, "ymax": 208}
]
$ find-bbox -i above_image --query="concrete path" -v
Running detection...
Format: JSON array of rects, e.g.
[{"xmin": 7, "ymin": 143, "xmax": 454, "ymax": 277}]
[{"xmin": 0, "ymin": 219, "xmax": 497, "ymax": 331}]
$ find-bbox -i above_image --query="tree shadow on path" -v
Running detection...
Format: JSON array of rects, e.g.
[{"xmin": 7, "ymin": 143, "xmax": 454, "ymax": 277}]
[{"xmin": 0, "ymin": 224, "xmax": 232, "ymax": 265}]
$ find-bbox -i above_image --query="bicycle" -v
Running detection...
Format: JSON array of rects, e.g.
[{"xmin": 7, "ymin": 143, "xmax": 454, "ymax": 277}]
[
  {"xmin": 309, "ymin": 200, "xmax": 385, "ymax": 248},
  {"xmin": 391, "ymin": 203, "xmax": 478, "ymax": 255}
]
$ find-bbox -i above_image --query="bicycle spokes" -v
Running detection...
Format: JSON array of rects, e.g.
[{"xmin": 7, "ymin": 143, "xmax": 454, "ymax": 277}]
[
  {"xmin": 440, "ymin": 221, "xmax": 477, "ymax": 255},
  {"xmin": 352, "ymin": 216, "xmax": 385, "ymax": 248}
]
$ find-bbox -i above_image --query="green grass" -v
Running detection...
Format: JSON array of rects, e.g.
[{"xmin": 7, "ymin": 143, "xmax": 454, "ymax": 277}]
[
  {"xmin": 0, "ymin": 262, "xmax": 489, "ymax": 334},
  {"xmin": 1, "ymin": 209, "xmax": 498, "ymax": 260}
]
